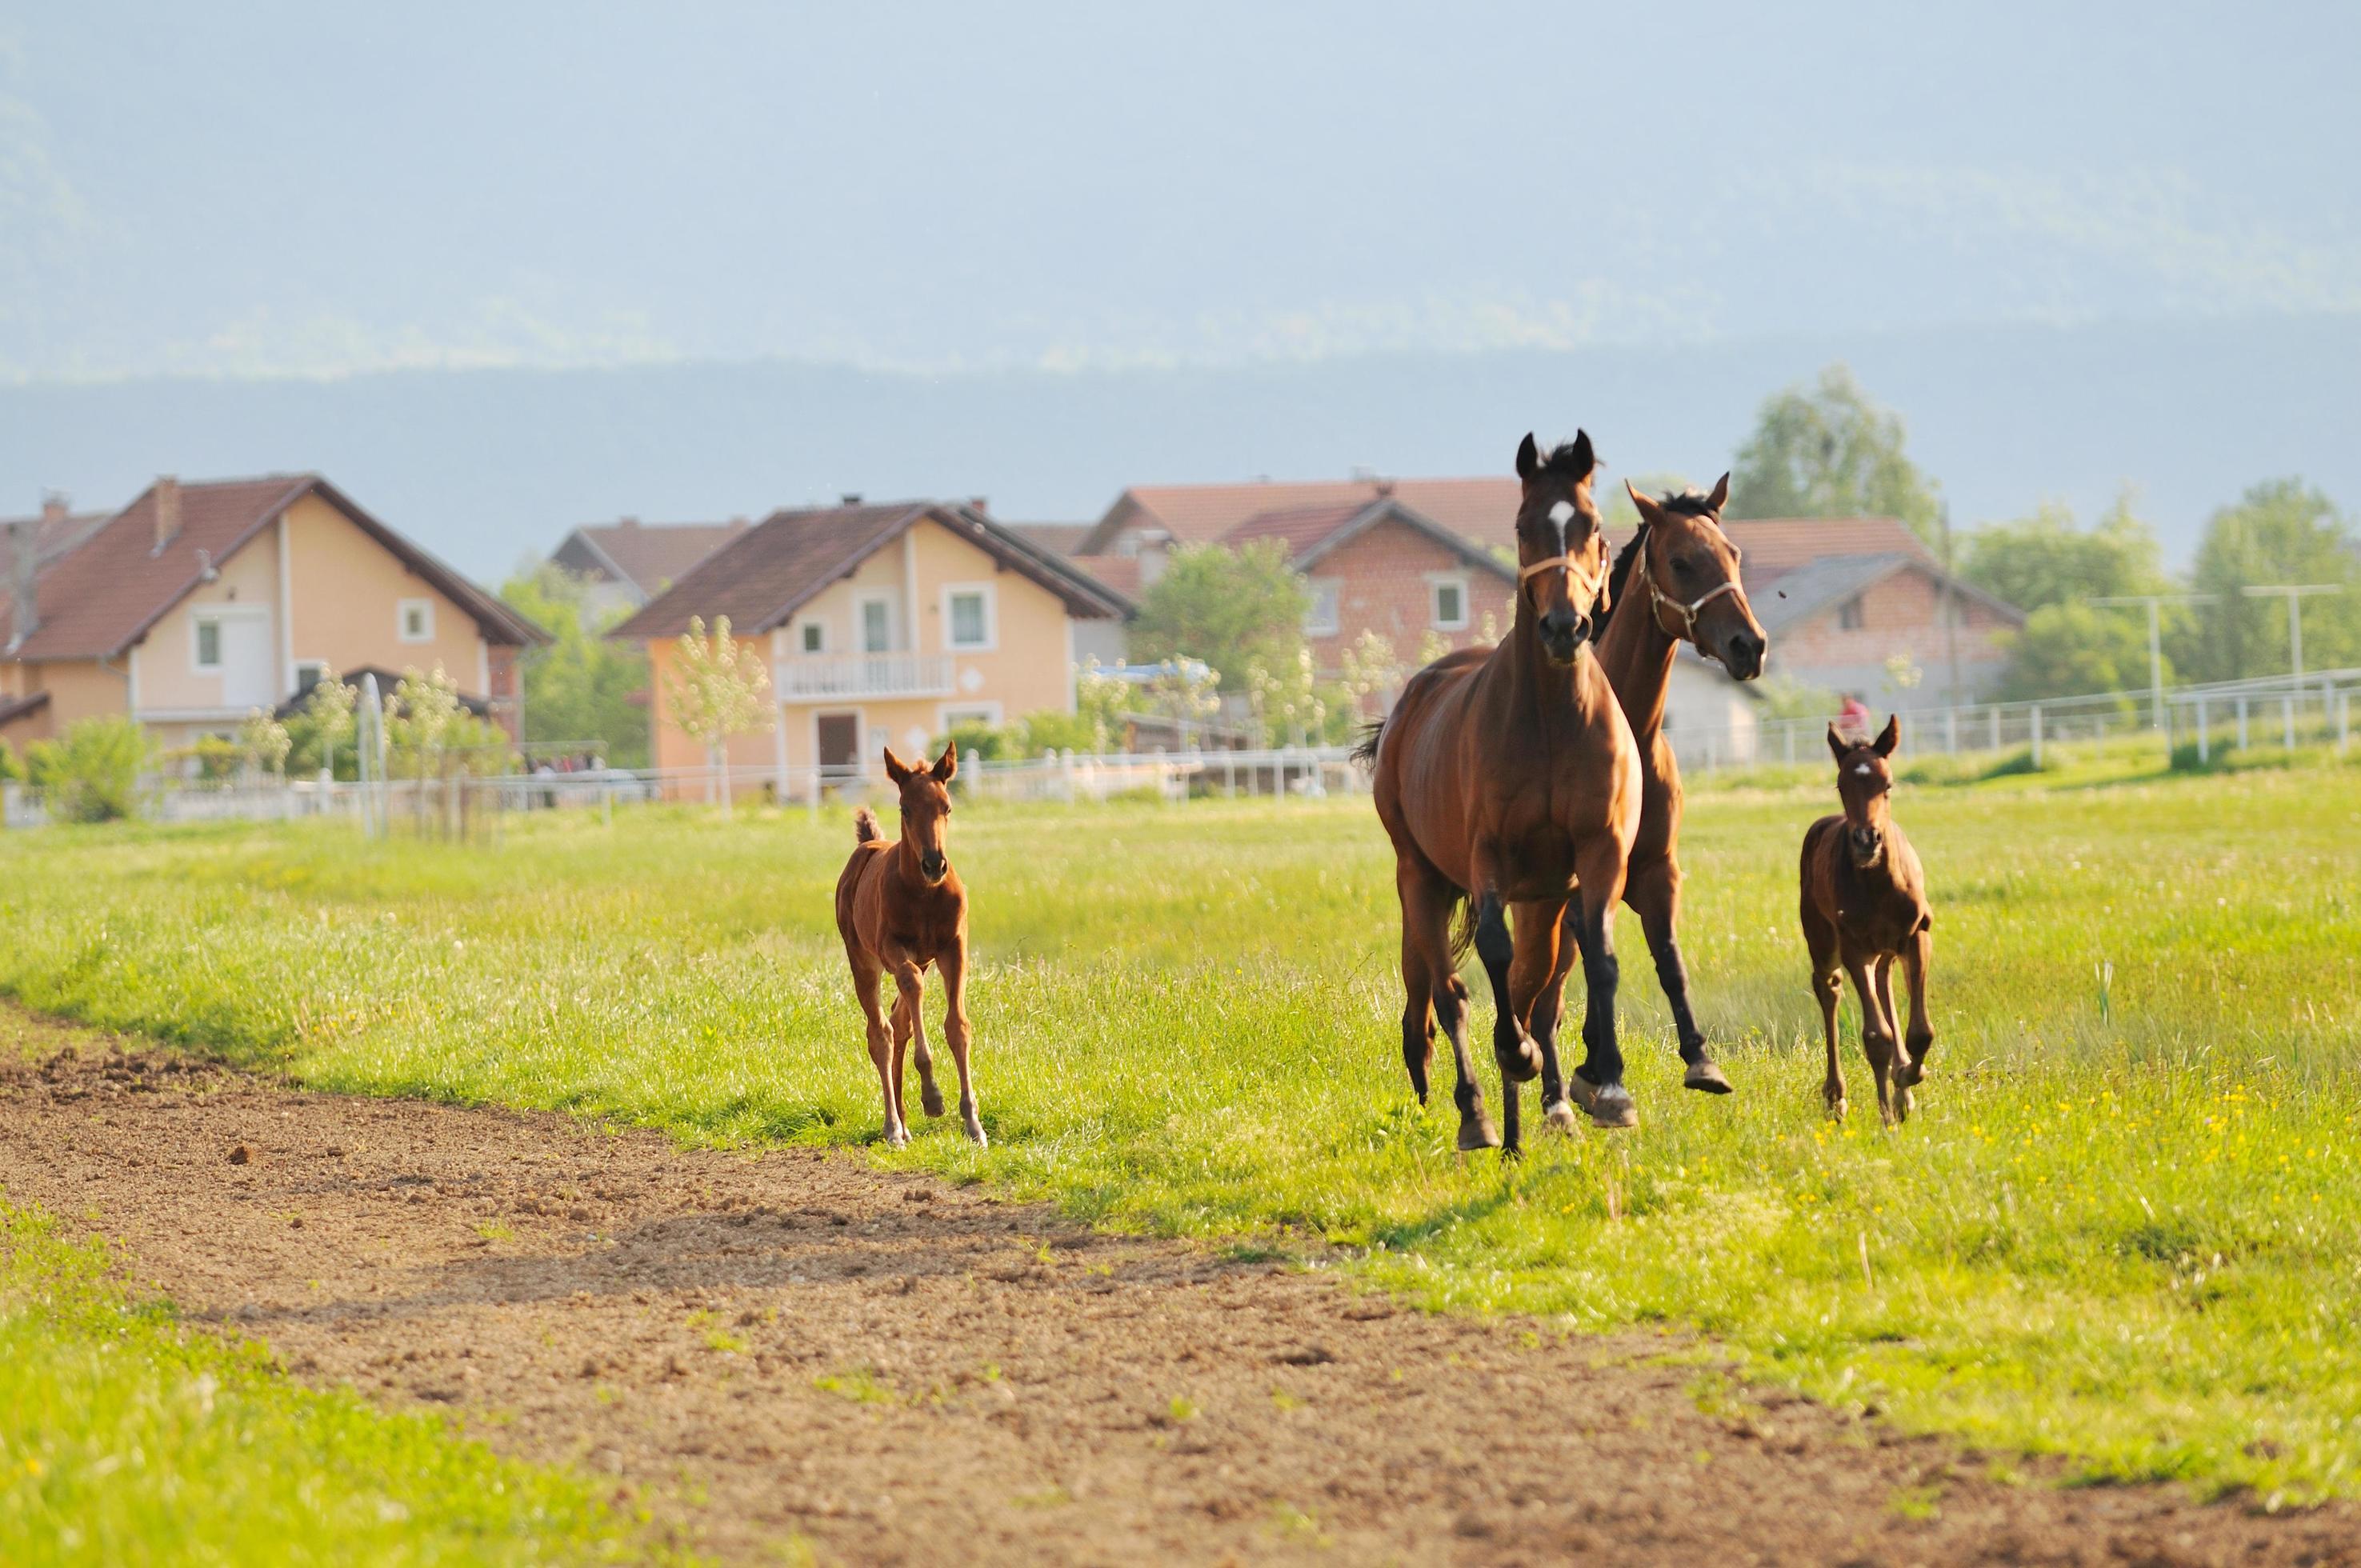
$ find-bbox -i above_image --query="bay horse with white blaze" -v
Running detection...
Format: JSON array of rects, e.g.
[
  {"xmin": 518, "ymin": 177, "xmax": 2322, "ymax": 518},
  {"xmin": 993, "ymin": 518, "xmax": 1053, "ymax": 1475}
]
[
  {"xmin": 1360, "ymin": 430, "xmax": 1645, "ymax": 1154},
  {"xmin": 1583, "ymin": 475, "xmax": 1768, "ymax": 1093},
  {"xmin": 1799, "ymin": 717, "xmax": 1935, "ymax": 1124},
  {"xmin": 834, "ymin": 741, "xmax": 986, "ymax": 1148}
]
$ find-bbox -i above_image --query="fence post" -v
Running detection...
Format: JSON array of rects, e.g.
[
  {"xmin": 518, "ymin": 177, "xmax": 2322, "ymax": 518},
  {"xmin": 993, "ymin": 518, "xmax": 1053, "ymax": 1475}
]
[
  {"xmin": 2341, "ymin": 690, "xmax": 2351, "ymax": 754},
  {"xmin": 2030, "ymin": 705, "xmax": 2043, "ymax": 768},
  {"xmin": 1946, "ymin": 707, "xmax": 1959, "ymax": 754},
  {"xmin": 1783, "ymin": 723, "xmax": 1795, "ymax": 765},
  {"xmin": 2236, "ymin": 698, "xmax": 2249, "ymax": 751},
  {"xmin": 1988, "ymin": 706, "xmax": 2001, "ymax": 753},
  {"xmin": 2283, "ymin": 694, "xmax": 2297, "ymax": 751}
]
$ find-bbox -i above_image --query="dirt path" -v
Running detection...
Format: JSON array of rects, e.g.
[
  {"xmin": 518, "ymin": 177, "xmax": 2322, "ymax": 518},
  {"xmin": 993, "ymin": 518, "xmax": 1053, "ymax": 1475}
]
[{"xmin": 0, "ymin": 1014, "xmax": 2349, "ymax": 1566}]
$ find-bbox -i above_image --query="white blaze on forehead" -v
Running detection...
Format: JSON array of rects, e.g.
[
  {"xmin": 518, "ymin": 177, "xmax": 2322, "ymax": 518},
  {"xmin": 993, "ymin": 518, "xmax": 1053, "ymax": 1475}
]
[
  {"xmin": 1855, "ymin": 763, "xmax": 1873, "ymax": 776},
  {"xmin": 1547, "ymin": 500, "xmax": 1575, "ymax": 553}
]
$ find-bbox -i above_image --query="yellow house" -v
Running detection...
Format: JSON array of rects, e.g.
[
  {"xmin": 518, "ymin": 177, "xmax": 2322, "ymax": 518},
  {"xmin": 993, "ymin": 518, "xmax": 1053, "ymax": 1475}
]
[
  {"xmin": 1, "ymin": 475, "xmax": 546, "ymax": 751},
  {"xmin": 612, "ymin": 500, "xmax": 1132, "ymax": 796}
]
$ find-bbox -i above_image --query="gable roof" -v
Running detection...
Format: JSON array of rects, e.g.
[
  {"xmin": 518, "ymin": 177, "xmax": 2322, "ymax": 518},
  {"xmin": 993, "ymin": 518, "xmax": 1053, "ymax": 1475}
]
[
  {"xmin": 0, "ymin": 505, "xmax": 113, "ymax": 567},
  {"xmin": 0, "ymin": 475, "xmax": 546, "ymax": 662},
  {"xmin": 610, "ymin": 501, "xmax": 1134, "ymax": 642},
  {"xmin": 1005, "ymin": 520, "xmax": 1094, "ymax": 555},
  {"xmin": 1223, "ymin": 498, "xmax": 1517, "ymax": 579},
  {"xmin": 1082, "ymin": 476, "xmax": 1527, "ymax": 555},
  {"xmin": 0, "ymin": 691, "xmax": 50, "ymax": 730},
  {"xmin": 554, "ymin": 518, "xmax": 752, "ymax": 595},
  {"xmin": 1751, "ymin": 551, "xmax": 2025, "ymax": 635}
]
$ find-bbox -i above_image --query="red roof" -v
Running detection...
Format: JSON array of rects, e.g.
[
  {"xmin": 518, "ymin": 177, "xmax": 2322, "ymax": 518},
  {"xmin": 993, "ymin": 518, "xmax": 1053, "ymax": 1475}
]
[
  {"xmin": 610, "ymin": 501, "xmax": 1131, "ymax": 642},
  {"xmin": 557, "ymin": 518, "xmax": 751, "ymax": 594},
  {"xmin": 1, "ymin": 475, "xmax": 545, "ymax": 662},
  {"xmin": 1082, "ymin": 476, "xmax": 1526, "ymax": 554}
]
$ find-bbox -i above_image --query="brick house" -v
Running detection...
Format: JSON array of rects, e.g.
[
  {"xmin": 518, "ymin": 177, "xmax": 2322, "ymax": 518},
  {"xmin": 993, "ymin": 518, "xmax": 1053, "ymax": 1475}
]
[
  {"xmin": 2, "ymin": 475, "xmax": 544, "ymax": 751},
  {"xmin": 1222, "ymin": 497, "xmax": 1515, "ymax": 697}
]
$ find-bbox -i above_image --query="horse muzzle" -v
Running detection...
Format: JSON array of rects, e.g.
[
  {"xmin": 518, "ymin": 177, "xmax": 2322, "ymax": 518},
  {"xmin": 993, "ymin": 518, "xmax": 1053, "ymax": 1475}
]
[
  {"xmin": 919, "ymin": 851, "xmax": 948, "ymax": 881},
  {"xmin": 1847, "ymin": 827, "xmax": 1883, "ymax": 866},
  {"xmin": 1539, "ymin": 609, "xmax": 1588, "ymax": 664},
  {"xmin": 1719, "ymin": 630, "xmax": 1767, "ymax": 681}
]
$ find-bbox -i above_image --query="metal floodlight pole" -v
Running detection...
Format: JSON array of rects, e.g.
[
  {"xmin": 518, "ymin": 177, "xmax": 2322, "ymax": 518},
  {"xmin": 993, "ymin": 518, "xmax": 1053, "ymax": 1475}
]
[
  {"xmin": 2240, "ymin": 585, "xmax": 2344, "ymax": 682},
  {"xmin": 2089, "ymin": 594, "xmax": 2219, "ymax": 730}
]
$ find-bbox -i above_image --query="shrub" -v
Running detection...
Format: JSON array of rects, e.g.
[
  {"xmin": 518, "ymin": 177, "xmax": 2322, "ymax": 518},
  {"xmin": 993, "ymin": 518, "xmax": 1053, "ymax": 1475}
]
[
  {"xmin": 30, "ymin": 716, "xmax": 153, "ymax": 823},
  {"xmin": 0, "ymin": 738, "xmax": 22, "ymax": 785}
]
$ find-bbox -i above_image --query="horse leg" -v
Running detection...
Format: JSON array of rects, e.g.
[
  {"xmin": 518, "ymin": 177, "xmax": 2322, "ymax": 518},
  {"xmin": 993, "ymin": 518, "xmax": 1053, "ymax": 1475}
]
[
  {"xmin": 1402, "ymin": 866, "xmax": 1495, "ymax": 1150},
  {"xmin": 1511, "ymin": 898, "xmax": 1577, "ymax": 1133},
  {"xmin": 1899, "ymin": 926, "xmax": 1934, "ymax": 1091},
  {"xmin": 1471, "ymin": 888, "xmax": 1534, "ymax": 1158},
  {"xmin": 888, "ymin": 962, "xmax": 926, "ymax": 1138},
  {"xmin": 1626, "ymin": 854, "xmax": 1728, "ymax": 1094},
  {"xmin": 1569, "ymin": 836, "xmax": 1636, "ymax": 1129},
  {"xmin": 1394, "ymin": 858, "xmax": 1439, "ymax": 1105},
  {"xmin": 938, "ymin": 941, "xmax": 986, "ymax": 1145},
  {"xmin": 896, "ymin": 964, "xmax": 945, "ymax": 1120},
  {"xmin": 1845, "ymin": 953, "xmax": 1898, "ymax": 1125},
  {"xmin": 849, "ymin": 948, "xmax": 905, "ymax": 1147},
  {"xmin": 1802, "ymin": 900, "xmax": 1845, "ymax": 1119},
  {"xmin": 1874, "ymin": 955, "xmax": 1911, "ymax": 1122}
]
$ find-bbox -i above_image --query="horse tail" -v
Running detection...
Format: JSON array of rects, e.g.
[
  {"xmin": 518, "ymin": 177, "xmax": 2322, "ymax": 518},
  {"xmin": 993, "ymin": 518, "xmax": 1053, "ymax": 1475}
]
[
  {"xmin": 1348, "ymin": 718, "xmax": 1385, "ymax": 770},
  {"xmin": 1449, "ymin": 890, "xmax": 1478, "ymax": 962},
  {"xmin": 852, "ymin": 806, "xmax": 882, "ymax": 844}
]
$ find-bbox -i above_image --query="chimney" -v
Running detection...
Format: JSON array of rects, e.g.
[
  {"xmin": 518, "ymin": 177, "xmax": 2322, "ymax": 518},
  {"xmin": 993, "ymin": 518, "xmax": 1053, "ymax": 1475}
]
[
  {"xmin": 1136, "ymin": 527, "xmax": 1174, "ymax": 589},
  {"xmin": 152, "ymin": 476, "xmax": 183, "ymax": 554},
  {"xmin": 969, "ymin": 496, "xmax": 990, "ymax": 515},
  {"xmin": 39, "ymin": 492, "xmax": 67, "ymax": 531},
  {"xmin": 840, "ymin": 493, "xmax": 863, "ymax": 508},
  {"xmin": 617, "ymin": 515, "xmax": 640, "ymax": 530},
  {"xmin": 7, "ymin": 518, "xmax": 37, "ymax": 649}
]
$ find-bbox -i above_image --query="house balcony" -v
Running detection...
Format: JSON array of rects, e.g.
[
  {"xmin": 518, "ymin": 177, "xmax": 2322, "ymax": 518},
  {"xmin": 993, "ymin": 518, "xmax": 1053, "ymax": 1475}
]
[{"xmin": 774, "ymin": 652, "xmax": 958, "ymax": 703}]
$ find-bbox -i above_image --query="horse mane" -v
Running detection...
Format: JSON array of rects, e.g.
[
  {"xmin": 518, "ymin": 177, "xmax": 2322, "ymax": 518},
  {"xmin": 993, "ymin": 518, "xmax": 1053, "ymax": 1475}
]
[
  {"xmin": 1587, "ymin": 523, "xmax": 1648, "ymax": 641},
  {"xmin": 1656, "ymin": 486, "xmax": 1718, "ymax": 516},
  {"xmin": 1538, "ymin": 439, "xmax": 1596, "ymax": 477}
]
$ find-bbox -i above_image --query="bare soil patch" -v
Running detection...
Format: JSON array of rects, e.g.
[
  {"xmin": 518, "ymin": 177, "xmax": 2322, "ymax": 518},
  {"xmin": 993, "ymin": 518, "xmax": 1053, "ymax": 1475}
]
[{"xmin": 1, "ymin": 1010, "xmax": 2350, "ymax": 1566}]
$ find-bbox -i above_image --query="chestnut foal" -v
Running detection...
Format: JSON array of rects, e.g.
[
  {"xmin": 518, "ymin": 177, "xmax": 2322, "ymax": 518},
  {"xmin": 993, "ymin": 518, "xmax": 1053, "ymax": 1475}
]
[
  {"xmin": 834, "ymin": 741, "xmax": 985, "ymax": 1148},
  {"xmin": 1799, "ymin": 716, "xmax": 1934, "ymax": 1124}
]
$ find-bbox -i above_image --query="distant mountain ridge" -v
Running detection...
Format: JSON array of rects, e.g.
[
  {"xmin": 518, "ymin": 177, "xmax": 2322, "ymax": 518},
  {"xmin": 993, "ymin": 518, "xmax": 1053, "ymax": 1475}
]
[{"xmin": 5, "ymin": 314, "xmax": 2354, "ymax": 580}]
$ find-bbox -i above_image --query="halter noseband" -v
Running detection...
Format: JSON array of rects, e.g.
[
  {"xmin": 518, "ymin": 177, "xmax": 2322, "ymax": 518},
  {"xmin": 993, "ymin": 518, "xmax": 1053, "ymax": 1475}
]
[
  {"xmin": 1518, "ymin": 547, "xmax": 1605, "ymax": 610},
  {"xmin": 1635, "ymin": 531, "xmax": 1742, "ymax": 642}
]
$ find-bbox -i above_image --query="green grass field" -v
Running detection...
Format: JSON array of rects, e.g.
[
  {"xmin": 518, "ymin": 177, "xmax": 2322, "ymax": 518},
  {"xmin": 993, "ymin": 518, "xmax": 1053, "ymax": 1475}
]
[{"xmin": 3, "ymin": 750, "xmax": 2359, "ymax": 1512}]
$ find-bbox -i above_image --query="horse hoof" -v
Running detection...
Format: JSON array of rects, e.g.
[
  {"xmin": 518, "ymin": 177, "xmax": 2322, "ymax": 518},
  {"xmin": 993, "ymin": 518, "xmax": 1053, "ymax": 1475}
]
[
  {"xmin": 1458, "ymin": 1115, "xmax": 1502, "ymax": 1152},
  {"xmin": 1683, "ymin": 1061, "xmax": 1733, "ymax": 1094},
  {"xmin": 922, "ymin": 1084, "xmax": 946, "ymax": 1118},
  {"xmin": 1587, "ymin": 1083, "xmax": 1639, "ymax": 1130},
  {"xmin": 1496, "ymin": 1037, "xmax": 1539, "ymax": 1083},
  {"xmin": 1567, "ymin": 1074, "xmax": 1598, "ymax": 1112},
  {"xmin": 1544, "ymin": 1098, "xmax": 1579, "ymax": 1134},
  {"xmin": 965, "ymin": 1120, "xmax": 988, "ymax": 1147},
  {"xmin": 1825, "ymin": 1097, "xmax": 1848, "ymax": 1122},
  {"xmin": 884, "ymin": 1128, "xmax": 910, "ymax": 1150},
  {"xmin": 1899, "ymin": 1059, "xmax": 1927, "ymax": 1089},
  {"xmin": 1894, "ymin": 1087, "xmax": 1915, "ymax": 1122}
]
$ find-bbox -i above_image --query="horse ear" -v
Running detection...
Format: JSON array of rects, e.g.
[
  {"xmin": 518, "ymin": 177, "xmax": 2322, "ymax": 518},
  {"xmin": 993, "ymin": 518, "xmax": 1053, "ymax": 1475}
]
[
  {"xmin": 882, "ymin": 745, "xmax": 913, "ymax": 784},
  {"xmin": 1706, "ymin": 472, "xmax": 1731, "ymax": 513},
  {"xmin": 1515, "ymin": 433, "xmax": 1540, "ymax": 482},
  {"xmin": 1569, "ymin": 429, "xmax": 1596, "ymax": 478},
  {"xmin": 1873, "ymin": 714, "xmax": 1900, "ymax": 758},
  {"xmin": 932, "ymin": 738, "xmax": 958, "ymax": 782},
  {"xmin": 1625, "ymin": 480, "xmax": 1663, "ymax": 526},
  {"xmin": 1826, "ymin": 723, "xmax": 1848, "ymax": 762}
]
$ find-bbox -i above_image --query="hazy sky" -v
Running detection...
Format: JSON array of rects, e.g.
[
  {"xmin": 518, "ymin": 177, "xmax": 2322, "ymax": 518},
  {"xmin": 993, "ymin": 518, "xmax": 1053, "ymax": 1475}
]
[{"xmin": 4, "ymin": 1, "xmax": 2355, "ymax": 383}]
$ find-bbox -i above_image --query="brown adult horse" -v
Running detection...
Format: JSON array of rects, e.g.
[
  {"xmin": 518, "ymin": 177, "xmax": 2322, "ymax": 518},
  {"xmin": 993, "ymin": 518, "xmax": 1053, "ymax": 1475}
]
[
  {"xmin": 1361, "ymin": 430, "xmax": 1644, "ymax": 1154},
  {"xmin": 1799, "ymin": 717, "xmax": 1934, "ymax": 1124},
  {"xmin": 1580, "ymin": 476, "xmax": 1768, "ymax": 1093},
  {"xmin": 834, "ymin": 741, "xmax": 986, "ymax": 1148}
]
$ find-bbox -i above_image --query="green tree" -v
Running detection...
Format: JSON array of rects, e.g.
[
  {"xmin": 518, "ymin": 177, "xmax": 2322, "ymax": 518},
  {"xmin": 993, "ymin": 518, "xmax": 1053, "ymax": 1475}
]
[
  {"xmin": 1994, "ymin": 603, "xmax": 2159, "ymax": 705},
  {"xmin": 1727, "ymin": 364, "xmax": 1942, "ymax": 542},
  {"xmin": 0, "ymin": 737, "xmax": 22, "ymax": 785},
  {"xmin": 286, "ymin": 667, "xmax": 358, "ymax": 779},
  {"xmin": 2173, "ymin": 479, "xmax": 2360, "ymax": 684},
  {"xmin": 27, "ymin": 716, "xmax": 151, "ymax": 823},
  {"xmin": 665, "ymin": 615, "xmax": 774, "ymax": 815},
  {"xmin": 499, "ymin": 564, "xmax": 652, "ymax": 767},
  {"xmin": 237, "ymin": 709, "xmax": 293, "ymax": 779},
  {"xmin": 1127, "ymin": 542, "xmax": 1311, "ymax": 692},
  {"xmin": 1959, "ymin": 490, "xmax": 2168, "ymax": 614}
]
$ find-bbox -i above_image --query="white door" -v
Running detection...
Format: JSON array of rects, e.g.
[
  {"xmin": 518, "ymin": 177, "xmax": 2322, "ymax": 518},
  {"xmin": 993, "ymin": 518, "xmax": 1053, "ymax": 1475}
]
[{"xmin": 217, "ymin": 614, "xmax": 274, "ymax": 709}]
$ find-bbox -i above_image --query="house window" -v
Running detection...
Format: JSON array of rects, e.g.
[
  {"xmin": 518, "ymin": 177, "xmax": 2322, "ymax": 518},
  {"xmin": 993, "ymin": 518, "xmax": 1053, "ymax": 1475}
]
[
  {"xmin": 194, "ymin": 617, "xmax": 223, "ymax": 670},
  {"xmin": 939, "ymin": 702, "xmax": 1002, "ymax": 737},
  {"xmin": 294, "ymin": 661, "xmax": 328, "ymax": 697},
  {"xmin": 944, "ymin": 585, "xmax": 995, "ymax": 651},
  {"xmin": 858, "ymin": 595, "xmax": 894, "ymax": 653},
  {"xmin": 1305, "ymin": 579, "xmax": 1341, "ymax": 638},
  {"xmin": 1837, "ymin": 595, "xmax": 1865, "ymax": 631},
  {"xmin": 1430, "ymin": 575, "xmax": 1470, "ymax": 631},
  {"xmin": 800, "ymin": 622, "xmax": 826, "ymax": 654},
  {"xmin": 398, "ymin": 598, "xmax": 434, "ymax": 643}
]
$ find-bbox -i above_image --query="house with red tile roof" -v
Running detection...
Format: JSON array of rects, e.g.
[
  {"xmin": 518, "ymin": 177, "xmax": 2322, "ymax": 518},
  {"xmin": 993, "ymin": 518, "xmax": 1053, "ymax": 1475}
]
[
  {"xmin": 550, "ymin": 517, "xmax": 754, "ymax": 619},
  {"xmin": 610, "ymin": 498, "xmax": 1130, "ymax": 797},
  {"xmin": 2, "ymin": 475, "xmax": 546, "ymax": 751}
]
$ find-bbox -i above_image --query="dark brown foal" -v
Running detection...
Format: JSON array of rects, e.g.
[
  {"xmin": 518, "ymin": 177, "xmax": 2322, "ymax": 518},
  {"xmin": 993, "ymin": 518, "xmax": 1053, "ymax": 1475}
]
[
  {"xmin": 834, "ymin": 741, "xmax": 985, "ymax": 1148},
  {"xmin": 1799, "ymin": 716, "xmax": 1934, "ymax": 1124}
]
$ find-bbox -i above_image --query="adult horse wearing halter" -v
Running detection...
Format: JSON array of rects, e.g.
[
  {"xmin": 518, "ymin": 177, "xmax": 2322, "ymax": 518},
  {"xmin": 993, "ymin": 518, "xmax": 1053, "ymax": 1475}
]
[
  {"xmin": 1579, "ymin": 474, "xmax": 1768, "ymax": 1094},
  {"xmin": 1361, "ymin": 430, "xmax": 1645, "ymax": 1154}
]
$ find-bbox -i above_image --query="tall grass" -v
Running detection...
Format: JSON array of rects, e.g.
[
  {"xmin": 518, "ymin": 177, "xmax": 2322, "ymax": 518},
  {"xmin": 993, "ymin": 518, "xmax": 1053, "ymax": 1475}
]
[{"xmin": 2, "ymin": 763, "xmax": 2357, "ymax": 1500}]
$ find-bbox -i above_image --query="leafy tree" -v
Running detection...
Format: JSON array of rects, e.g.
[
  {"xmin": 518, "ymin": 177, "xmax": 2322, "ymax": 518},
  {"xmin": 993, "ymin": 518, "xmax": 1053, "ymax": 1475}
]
[
  {"xmin": 1959, "ymin": 490, "xmax": 2168, "ymax": 614},
  {"xmin": 1335, "ymin": 629, "xmax": 1404, "ymax": 712},
  {"xmin": 2172, "ymin": 479, "xmax": 2360, "ymax": 684},
  {"xmin": 0, "ymin": 737, "xmax": 22, "ymax": 785},
  {"xmin": 500, "ymin": 564, "xmax": 651, "ymax": 767},
  {"xmin": 1727, "ymin": 364, "xmax": 1941, "ymax": 542},
  {"xmin": 1243, "ymin": 646, "xmax": 1327, "ymax": 746},
  {"xmin": 286, "ymin": 667, "xmax": 358, "ymax": 779},
  {"xmin": 665, "ymin": 614, "xmax": 773, "ymax": 815},
  {"xmin": 1994, "ymin": 603, "xmax": 2156, "ymax": 706},
  {"xmin": 27, "ymin": 716, "xmax": 151, "ymax": 823},
  {"xmin": 237, "ymin": 708, "xmax": 293, "ymax": 778},
  {"xmin": 1127, "ymin": 542, "xmax": 1311, "ymax": 692}
]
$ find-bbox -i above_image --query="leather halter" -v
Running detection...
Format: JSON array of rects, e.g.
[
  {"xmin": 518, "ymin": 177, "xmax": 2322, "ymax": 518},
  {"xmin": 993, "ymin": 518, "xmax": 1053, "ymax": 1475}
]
[
  {"xmin": 1635, "ymin": 533, "xmax": 1741, "ymax": 642},
  {"xmin": 1517, "ymin": 546, "xmax": 1605, "ymax": 610}
]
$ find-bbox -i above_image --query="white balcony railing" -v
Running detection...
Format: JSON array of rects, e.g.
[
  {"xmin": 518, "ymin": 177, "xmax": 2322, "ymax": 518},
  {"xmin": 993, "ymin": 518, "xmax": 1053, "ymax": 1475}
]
[{"xmin": 774, "ymin": 652, "xmax": 958, "ymax": 702}]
